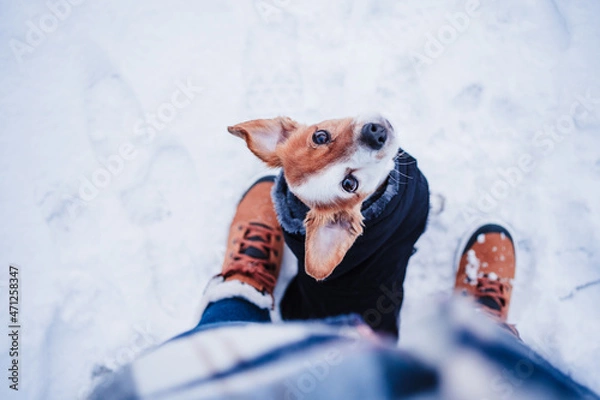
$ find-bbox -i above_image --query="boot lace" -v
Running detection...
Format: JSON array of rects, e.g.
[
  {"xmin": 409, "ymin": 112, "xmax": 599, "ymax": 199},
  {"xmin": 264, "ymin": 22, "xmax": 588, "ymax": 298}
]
[
  {"xmin": 474, "ymin": 276, "xmax": 520, "ymax": 337},
  {"xmin": 474, "ymin": 276, "xmax": 508, "ymax": 318},
  {"xmin": 223, "ymin": 222, "xmax": 280, "ymax": 293}
]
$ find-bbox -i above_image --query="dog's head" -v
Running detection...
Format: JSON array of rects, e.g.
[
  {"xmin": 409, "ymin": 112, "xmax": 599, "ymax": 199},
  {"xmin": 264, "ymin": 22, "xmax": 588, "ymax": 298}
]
[{"xmin": 228, "ymin": 115, "xmax": 398, "ymax": 280}]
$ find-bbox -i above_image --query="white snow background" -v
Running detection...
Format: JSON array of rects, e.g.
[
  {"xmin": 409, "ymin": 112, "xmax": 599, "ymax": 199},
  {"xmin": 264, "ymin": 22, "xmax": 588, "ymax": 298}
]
[{"xmin": 1, "ymin": 0, "xmax": 600, "ymax": 398}]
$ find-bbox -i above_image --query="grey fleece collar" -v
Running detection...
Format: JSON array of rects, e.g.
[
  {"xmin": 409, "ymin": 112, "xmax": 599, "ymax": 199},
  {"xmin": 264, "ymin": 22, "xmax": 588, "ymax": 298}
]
[{"xmin": 271, "ymin": 149, "xmax": 407, "ymax": 235}]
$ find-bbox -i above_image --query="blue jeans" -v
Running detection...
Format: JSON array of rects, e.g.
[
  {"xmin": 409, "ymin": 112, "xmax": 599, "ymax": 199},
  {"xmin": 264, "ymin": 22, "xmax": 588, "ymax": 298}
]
[
  {"xmin": 178, "ymin": 298, "xmax": 599, "ymax": 400},
  {"xmin": 170, "ymin": 297, "xmax": 270, "ymax": 342},
  {"xmin": 199, "ymin": 297, "xmax": 271, "ymax": 325},
  {"xmin": 91, "ymin": 298, "xmax": 599, "ymax": 399}
]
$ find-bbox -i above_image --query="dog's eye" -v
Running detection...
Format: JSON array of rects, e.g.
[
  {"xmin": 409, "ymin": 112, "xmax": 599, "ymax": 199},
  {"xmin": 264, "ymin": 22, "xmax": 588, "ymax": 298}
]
[
  {"xmin": 312, "ymin": 130, "xmax": 331, "ymax": 145},
  {"xmin": 341, "ymin": 175, "xmax": 359, "ymax": 193}
]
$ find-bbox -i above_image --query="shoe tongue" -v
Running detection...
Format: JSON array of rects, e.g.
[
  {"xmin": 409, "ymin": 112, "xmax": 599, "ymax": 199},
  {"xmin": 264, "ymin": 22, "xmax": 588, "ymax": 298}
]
[
  {"xmin": 240, "ymin": 225, "xmax": 269, "ymax": 259},
  {"xmin": 477, "ymin": 296, "xmax": 501, "ymax": 311},
  {"xmin": 241, "ymin": 245, "xmax": 268, "ymax": 259}
]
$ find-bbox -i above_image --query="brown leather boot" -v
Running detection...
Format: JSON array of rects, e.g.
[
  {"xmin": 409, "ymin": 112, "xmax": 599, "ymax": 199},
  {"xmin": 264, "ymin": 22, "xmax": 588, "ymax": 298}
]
[
  {"xmin": 454, "ymin": 224, "xmax": 519, "ymax": 336},
  {"xmin": 219, "ymin": 176, "xmax": 284, "ymax": 296}
]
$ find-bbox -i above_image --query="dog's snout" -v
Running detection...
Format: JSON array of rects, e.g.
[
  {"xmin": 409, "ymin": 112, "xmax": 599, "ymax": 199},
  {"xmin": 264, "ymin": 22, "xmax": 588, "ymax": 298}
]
[{"xmin": 360, "ymin": 123, "xmax": 387, "ymax": 150}]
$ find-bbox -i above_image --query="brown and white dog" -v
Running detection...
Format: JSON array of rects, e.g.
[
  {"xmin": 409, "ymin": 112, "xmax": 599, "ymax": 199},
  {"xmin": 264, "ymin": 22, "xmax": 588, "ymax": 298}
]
[{"xmin": 228, "ymin": 114, "xmax": 399, "ymax": 281}]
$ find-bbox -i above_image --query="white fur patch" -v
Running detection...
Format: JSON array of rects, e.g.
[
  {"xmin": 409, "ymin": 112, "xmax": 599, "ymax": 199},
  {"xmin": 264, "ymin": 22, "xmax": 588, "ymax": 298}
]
[
  {"xmin": 291, "ymin": 163, "xmax": 354, "ymax": 204},
  {"xmin": 290, "ymin": 114, "xmax": 399, "ymax": 205},
  {"xmin": 291, "ymin": 143, "xmax": 397, "ymax": 205},
  {"xmin": 195, "ymin": 276, "xmax": 274, "ymax": 320}
]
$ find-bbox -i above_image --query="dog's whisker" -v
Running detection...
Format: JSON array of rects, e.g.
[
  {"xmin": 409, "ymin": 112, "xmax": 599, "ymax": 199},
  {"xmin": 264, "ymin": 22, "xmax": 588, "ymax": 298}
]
[
  {"xmin": 387, "ymin": 174, "xmax": 408, "ymax": 185},
  {"xmin": 394, "ymin": 151, "xmax": 408, "ymax": 160},
  {"xmin": 393, "ymin": 151, "xmax": 417, "ymax": 167},
  {"xmin": 397, "ymin": 171, "xmax": 414, "ymax": 180}
]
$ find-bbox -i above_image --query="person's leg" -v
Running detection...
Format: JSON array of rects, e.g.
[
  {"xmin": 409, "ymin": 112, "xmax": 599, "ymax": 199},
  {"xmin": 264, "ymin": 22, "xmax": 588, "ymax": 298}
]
[
  {"xmin": 395, "ymin": 230, "xmax": 599, "ymax": 399},
  {"xmin": 178, "ymin": 176, "xmax": 284, "ymax": 338},
  {"xmin": 198, "ymin": 298, "xmax": 270, "ymax": 324},
  {"xmin": 397, "ymin": 297, "xmax": 600, "ymax": 399}
]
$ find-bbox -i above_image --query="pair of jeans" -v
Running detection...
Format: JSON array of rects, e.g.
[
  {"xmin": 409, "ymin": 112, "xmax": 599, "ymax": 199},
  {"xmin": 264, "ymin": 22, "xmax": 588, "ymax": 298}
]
[
  {"xmin": 177, "ymin": 297, "xmax": 599, "ymax": 400},
  {"xmin": 91, "ymin": 297, "xmax": 599, "ymax": 399}
]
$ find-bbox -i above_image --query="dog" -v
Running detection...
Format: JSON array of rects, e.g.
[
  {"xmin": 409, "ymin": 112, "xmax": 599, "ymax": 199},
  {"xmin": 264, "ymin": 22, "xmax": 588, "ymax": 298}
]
[{"xmin": 229, "ymin": 114, "xmax": 429, "ymax": 336}]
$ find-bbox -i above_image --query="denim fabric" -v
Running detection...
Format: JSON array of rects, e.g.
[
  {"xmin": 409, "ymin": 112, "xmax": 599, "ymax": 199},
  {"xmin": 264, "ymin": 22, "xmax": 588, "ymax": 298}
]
[
  {"xmin": 199, "ymin": 297, "xmax": 271, "ymax": 325},
  {"xmin": 91, "ymin": 302, "xmax": 600, "ymax": 400},
  {"xmin": 171, "ymin": 297, "xmax": 271, "ymax": 341}
]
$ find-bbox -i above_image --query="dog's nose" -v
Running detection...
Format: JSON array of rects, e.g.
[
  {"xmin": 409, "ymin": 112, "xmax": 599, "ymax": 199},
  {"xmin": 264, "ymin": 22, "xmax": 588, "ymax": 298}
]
[{"xmin": 360, "ymin": 123, "xmax": 387, "ymax": 150}]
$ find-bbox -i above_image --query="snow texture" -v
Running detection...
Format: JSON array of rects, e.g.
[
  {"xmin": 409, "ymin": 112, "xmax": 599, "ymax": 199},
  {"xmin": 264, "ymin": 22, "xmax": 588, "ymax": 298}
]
[
  {"xmin": 466, "ymin": 249, "xmax": 481, "ymax": 282},
  {"xmin": 1, "ymin": 0, "xmax": 599, "ymax": 398}
]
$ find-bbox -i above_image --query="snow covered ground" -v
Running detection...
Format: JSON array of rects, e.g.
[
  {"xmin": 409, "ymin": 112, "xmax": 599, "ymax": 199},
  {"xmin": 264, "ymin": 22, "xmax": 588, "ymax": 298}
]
[{"xmin": 1, "ymin": 0, "xmax": 599, "ymax": 398}]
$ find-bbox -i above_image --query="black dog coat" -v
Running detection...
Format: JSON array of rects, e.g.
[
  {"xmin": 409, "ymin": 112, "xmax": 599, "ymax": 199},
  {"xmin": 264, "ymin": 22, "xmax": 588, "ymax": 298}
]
[{"xmin": 272, "ymin": 150, "xmax": 430, "ymax": 338}]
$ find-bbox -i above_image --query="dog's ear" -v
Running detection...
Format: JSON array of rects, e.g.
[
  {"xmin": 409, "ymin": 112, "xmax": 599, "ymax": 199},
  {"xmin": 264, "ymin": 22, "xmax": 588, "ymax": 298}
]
[
  {"xmin": 304, "ymin": 206, "xmax": 364, "ymax": 281},
  {"xmin": 228, "ymin": 117, "xmax": 299, "ymax": 167}
]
